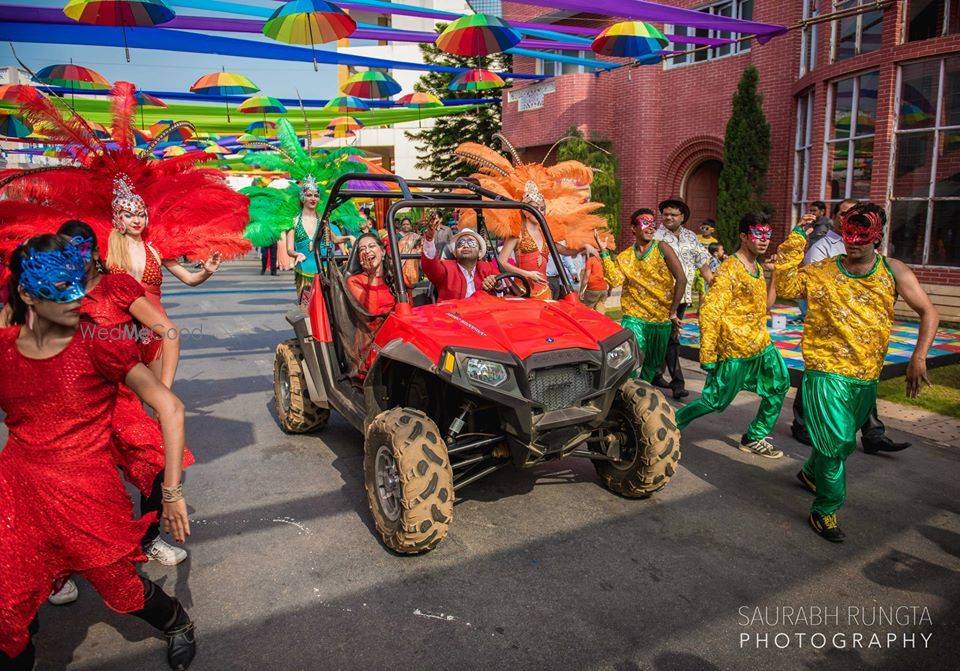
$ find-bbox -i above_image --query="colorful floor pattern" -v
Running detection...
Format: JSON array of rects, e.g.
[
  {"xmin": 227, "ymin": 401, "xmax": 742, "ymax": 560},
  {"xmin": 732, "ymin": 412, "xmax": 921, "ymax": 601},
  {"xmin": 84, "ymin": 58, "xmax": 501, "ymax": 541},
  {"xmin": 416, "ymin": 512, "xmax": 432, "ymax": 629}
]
[{"xmin": 679, "ymin": 304, "xmax": 960, "ymax": 374}]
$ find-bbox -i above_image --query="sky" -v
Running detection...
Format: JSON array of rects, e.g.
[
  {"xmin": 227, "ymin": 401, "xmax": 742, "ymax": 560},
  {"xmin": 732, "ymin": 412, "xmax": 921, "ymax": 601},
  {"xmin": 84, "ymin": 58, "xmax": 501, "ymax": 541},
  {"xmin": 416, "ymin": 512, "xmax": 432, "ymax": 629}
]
[{"xmin": 1, "ymin": 0, "xmax": 345, "ymax": 99}]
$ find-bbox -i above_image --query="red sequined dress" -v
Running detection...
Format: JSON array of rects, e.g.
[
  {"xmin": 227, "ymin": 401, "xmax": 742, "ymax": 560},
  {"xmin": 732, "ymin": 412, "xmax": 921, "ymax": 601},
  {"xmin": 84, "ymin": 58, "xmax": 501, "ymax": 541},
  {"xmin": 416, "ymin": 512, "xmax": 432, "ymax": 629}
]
[
  {"xmin": 0, "ymin": 327, "xmax": 151, "ymax": 656},
  {"xmin": 109, "ymin": 241, "xmax": 165, "ymax": 362},
  {"xmin": 81, "ymin": 274, "xmax": 195, "ymax": 495}
]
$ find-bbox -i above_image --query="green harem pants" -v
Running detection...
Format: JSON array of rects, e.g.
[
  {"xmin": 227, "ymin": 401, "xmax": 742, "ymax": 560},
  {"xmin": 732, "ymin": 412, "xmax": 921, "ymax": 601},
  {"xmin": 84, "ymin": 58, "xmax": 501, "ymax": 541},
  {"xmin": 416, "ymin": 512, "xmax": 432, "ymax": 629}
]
[
  {"xmin": 621, "ymin": 315, "xmax": 672, "ymax": 383},
  {"xmin": 675, "ymin": 344, "xmax": 789, "ymax": 441},
  {"xmin": 799, "ymin": 371, "xmax": 877, "ymax": 516}
]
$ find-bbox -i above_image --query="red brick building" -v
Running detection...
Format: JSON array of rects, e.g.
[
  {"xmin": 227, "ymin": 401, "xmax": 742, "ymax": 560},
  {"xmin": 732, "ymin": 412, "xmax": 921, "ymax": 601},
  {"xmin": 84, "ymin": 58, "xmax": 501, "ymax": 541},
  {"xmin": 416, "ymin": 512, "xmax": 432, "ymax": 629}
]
[{"xmin": 502, "ymin": 0, "xmax": 960, "ymax": 320}]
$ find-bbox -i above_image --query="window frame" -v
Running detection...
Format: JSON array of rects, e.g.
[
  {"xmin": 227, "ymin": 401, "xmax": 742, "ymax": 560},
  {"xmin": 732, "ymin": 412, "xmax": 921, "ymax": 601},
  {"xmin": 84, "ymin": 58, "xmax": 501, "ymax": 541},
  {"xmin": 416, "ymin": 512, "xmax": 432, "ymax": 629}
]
[
  {"xmin": 535, "ymin": 50, "xmax": 597, "ymax": 77},
  {"xmin": 793, "ymin": 90, "xmax": 816, "ymax": 223},
  {"xmin": 822, "ymin": 70, "xmax": 880, "ymax": 208},
  {"xmin": 904, "ymin": 0, "xmax": 957, "ymax": 41},
  {"xmin": 888, "ymin": 56, "xmax": 960, "ymax": 267},
  {"xmin": 800, "ymin": 0, "xmax": 820, "ymax": 76},
  {"xmin": 663, "ymin": 0, "xmax": 753, "ymax": 69},
  {"xmin": 830, "ymin": 0, "xmax": 884, "ymax": 62}
]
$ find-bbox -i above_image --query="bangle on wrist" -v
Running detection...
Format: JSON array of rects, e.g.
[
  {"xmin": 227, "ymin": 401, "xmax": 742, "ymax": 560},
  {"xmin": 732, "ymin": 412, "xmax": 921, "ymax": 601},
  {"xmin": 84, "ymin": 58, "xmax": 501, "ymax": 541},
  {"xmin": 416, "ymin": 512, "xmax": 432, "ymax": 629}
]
[{"xmin": 162, "ymin": 483, "xmax": 184, "ymax": 503}]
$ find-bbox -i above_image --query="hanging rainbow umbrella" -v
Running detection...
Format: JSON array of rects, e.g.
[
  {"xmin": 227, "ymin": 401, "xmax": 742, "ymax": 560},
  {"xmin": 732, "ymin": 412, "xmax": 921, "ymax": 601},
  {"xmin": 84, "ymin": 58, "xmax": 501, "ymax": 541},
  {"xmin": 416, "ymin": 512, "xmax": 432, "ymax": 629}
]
[
  {"xmin": 0, "ymin": 113, "xmax": 32, "ymax": 138},
  {"xmin": 326, "ymin": 116, "xmax": 364, "ymax": 133},
  {"xmin": 436, "ymin": 14, "xmax": 522, "ymax": 57},
  {"xmin": 36, "ymin": 63, "xmax": 110, "ymax": 107},
  {"xmin": 0, "ymin": 85, "xmax": 45, "ymax": 109},
  {"xmin": 86, "ymin": 121, "xmax": 111, "ymax": 139},
  {"xmin": 238, "ymin": 95, "xmax": 288, "ymax": 127},
  {"xmin": 162, "ymin": 145, "xmax": 187, "ymax": 157},
  {"xmin": 263, "ymin": 0, "xmax": 357, "ymax": 72},
  {"xmin": 324, "ymin": 95, "xmax": 369, "ymax": 113},
  {"xmin": 150, "ymin": 119, "xmax": 193, "ymax": 143},
  {"xmin": 448, "ymin": 69, "xmax": 505, "ymax": 92},
  {"xmin": 398, "ymin": 92, "xmax": 442, "ymax": 127},
  {"xmin": 63, "ymin": 0, "xmax": 176, "ymax": 62},
  {"xmin": 131, "ymin": 127, "xmax": 151, "ymax": 145},
  {"xmin": 133, "ymin": 89, "xmax": 166, "ymax": 129},
  {"xmin": 245, "ymin": 120, "xmax": 277, "ymax": 137},
  {"xmin": 592, "ymin": 21, "xmax": 668, "ymax": 63},
  {"xmin": 323, "ymin": 127, "xmax": 357, "ymax": 139},
  {"xmin": 341, "ymin": 71, "xmax": 401, "ymax": 99},
  {"xmin": 204, "ymin": 144, "xmax": 231, "ymax": 155},
  {"xmin": 190, "ymin": 71, "xmax": 259, "ymax": 122}
]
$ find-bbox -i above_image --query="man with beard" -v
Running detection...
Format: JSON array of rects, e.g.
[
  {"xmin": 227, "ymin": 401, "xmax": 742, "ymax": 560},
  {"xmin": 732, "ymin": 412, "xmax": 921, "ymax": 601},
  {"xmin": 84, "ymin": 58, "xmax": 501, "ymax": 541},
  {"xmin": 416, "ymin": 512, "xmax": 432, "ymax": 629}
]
[
  {"xmin": 421, "ymin": 218, "xmax": 499, "ymax": 301},
  {"xmin": 675, "ymin": 212, "xmax": 789, "ymax": 459},
  {"xmin": 653, "ymin": 197, "xmax": 714, "ymax": 399},
  {"xmin": 774, "ymin": 203, "xmax": 939, "ymax": 542}
]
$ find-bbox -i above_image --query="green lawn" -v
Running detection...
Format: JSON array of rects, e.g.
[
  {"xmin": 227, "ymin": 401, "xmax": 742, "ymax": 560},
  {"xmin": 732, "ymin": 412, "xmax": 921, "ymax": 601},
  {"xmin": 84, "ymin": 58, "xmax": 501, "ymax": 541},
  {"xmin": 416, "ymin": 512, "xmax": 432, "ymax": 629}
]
[{"xmin": 877, "ymin": 363, "xmax": 960, "ymax": 419}]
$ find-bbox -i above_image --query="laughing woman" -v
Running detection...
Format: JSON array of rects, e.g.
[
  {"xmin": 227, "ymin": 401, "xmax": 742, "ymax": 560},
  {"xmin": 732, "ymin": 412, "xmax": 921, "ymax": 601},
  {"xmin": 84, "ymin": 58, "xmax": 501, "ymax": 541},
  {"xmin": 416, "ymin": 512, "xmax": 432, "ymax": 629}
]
[{"xmin": 0, "ymin": 235, "xmax": 197, "ymax": 670}]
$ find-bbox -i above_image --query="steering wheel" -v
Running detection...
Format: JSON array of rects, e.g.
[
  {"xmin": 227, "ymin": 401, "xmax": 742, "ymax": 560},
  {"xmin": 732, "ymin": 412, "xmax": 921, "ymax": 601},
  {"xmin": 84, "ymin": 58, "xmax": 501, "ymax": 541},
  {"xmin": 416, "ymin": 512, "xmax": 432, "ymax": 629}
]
[{"xmin": 491, "ymin": 272, "xmax": 532, "ymax": 298}]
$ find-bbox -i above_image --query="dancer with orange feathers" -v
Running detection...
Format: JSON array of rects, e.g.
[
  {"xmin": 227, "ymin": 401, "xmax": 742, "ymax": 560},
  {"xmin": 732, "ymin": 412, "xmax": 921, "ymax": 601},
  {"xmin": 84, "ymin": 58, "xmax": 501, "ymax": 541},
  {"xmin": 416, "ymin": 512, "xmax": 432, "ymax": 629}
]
[{"xmin": 454, "ymin": 134, "xmax": 608, "ymax": 300}]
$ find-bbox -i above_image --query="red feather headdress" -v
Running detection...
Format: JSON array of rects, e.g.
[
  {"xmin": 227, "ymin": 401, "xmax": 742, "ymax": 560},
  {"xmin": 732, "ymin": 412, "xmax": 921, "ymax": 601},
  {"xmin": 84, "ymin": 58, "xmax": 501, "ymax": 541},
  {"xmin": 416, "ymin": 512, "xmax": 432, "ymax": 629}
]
[{"xmin": 0, "ymin": 82, "xmax": 250, "ymax": 285}]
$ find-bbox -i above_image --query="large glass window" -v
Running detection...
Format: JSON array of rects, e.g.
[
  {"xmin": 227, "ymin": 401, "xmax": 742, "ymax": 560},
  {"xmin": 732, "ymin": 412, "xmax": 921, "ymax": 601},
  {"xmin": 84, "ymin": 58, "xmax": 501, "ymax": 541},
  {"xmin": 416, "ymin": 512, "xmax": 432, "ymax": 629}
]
[
  {"xmin": 833, "ymin": 0, "xmax": 884, "ymax": 61},
  {"xmin": 824, "ymin": 71, "xmax": 878, "ymax": 208},
  {"xmin": 664, "ymin": 0, "xmax": 753, "ymax": 68},
  {"xmin": 793, "ymin": 91, "xmax": 815, "ymax": 222},
  {"xmin": 535, "ymin": 50, "xmax": 596, "ymax": 77},
  {"xmin": 800, "ymin": 0, "xmax": 820, "ymax": 76},
  {"xmin": 891, "ymin": 56, "xmax": 960, "ymax": 267},
  {"xmin": 906, "ymin": 0, "xmax": 960, "ymax": 41}
]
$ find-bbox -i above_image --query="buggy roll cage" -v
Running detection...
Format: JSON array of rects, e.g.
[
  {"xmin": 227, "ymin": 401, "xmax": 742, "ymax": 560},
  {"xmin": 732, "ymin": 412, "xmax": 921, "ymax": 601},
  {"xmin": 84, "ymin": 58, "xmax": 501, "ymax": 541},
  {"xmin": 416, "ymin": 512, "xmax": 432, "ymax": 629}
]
[{"xmin": 317, "ymin": 173, "xmax": 575, "ymax": 309}]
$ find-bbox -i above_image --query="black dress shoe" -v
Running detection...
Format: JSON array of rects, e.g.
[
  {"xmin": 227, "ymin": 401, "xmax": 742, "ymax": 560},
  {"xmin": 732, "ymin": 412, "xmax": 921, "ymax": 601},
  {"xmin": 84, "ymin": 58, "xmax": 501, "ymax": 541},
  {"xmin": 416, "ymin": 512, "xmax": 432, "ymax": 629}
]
[
  {"xmin": 791, "ymin": 424, "xmax": 813, "ymax": 447},
  {"xmin": 651, "ymin": 375, "xmax": 671, "ymax": 389},
  {"xmin": 166, "ymin": 619, "xmax": 196, "ymax": 670},
  {"xmin": 863, "ymin": 436, "xmax": 911, "ymax": 455},
  {"xmin": 672, "ymin": 388, "xmax": 689, "ymax": 400}
]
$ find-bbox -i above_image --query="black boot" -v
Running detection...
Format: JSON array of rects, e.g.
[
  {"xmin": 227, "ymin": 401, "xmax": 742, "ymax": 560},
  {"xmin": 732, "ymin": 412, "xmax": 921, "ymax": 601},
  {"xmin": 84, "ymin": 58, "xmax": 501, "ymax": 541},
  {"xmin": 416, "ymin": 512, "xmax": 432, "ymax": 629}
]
[{"xmin": 131, "ymin": 579, "xmax": 197, "ymax": 671}]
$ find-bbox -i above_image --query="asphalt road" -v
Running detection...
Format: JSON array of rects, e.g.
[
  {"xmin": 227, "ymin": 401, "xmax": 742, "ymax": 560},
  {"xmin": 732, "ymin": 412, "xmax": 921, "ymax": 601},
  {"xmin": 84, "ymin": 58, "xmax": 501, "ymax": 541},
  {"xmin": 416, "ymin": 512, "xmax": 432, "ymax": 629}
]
[{"xmin": 8, "ymin": 257, "xmax": 960, "ymax": 671}]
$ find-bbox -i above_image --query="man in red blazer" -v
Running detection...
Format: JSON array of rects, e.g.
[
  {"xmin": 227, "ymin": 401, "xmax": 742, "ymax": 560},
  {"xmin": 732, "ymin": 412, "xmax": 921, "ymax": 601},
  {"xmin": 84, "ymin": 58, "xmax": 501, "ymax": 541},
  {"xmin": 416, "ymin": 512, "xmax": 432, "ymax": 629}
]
[{"xmin": 421, "ymin": 214, "xmax": 500, "ymax": 301}]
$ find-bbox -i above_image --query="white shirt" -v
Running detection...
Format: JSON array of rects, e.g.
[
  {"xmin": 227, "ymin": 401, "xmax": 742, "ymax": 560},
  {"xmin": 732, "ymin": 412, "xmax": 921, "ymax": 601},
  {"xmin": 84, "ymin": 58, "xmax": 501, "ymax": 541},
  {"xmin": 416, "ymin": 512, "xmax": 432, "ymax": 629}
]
[
  {"xmin": 653, "ymin": 225, "xmax": 710, "ymax": 304},
  {"xmin": 423, "ymin": 237, "xmax": 477, "ymax": 297},
  {"xmin": 804, "ymin": 230, "xmax": 845, "ymax": 265}
]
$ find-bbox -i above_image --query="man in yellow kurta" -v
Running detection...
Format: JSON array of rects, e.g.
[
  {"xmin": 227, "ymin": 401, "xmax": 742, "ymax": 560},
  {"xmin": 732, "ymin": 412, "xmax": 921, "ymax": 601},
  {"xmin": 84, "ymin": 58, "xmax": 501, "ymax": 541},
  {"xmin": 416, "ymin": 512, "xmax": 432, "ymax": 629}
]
[
  {"xmin": 591, "ymin": 208, "xmax": 686, "ymax": 382},
  {"xmin": 774, "ymin": 203, "xmax": 939, "ymax": 543},
  {"xmin": 676, "ymin": 213, "xmax": 789, "ymax": 459}
]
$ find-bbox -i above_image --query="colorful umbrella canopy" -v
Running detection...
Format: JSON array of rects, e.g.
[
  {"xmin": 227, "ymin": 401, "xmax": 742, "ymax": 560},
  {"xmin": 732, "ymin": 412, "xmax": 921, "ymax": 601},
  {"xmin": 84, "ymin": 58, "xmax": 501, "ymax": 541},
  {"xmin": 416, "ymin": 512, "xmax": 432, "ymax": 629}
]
[
  {"xmin": 448, "ymin": 69, "xmax": 506, "ymax": 92},
  {"xmin": 323, "ymin": 127, "xmax": 357, "ymax": 139},
  {"xmin": 398, "ymin": 92, "xmax": 443, "ymax": 109},
  {"xmin": 63, "ymin": 0, "xmax": 176, "ymax": 62},
  {"xmin": 341, "ymin": 71, "xmax": 402, "ymax": 99},
  {"xmin": 238, "ymin": 96, "xmax": 287, "ymax": 114},
  {"xmin": 162, "ymin": 145, "xmax": 187, "ymax": 156},
  {"xmin": 327, "ymin": 116, "xmax": 363, "ymax": 131},
  {"xmin": 323, "ymin": 95, "xmax": 369, "ymax": 113},
  {"xmin": 263, "ymin": 0, "xmax": 357, "ymax": 72},
  {"xmin": 245, "ymin": 120, "xmax": 277, "ymax": 137},
  {"xmin": 0, "ymin": 113, "xmax": 32, "ymax": 138},
  {"xmin": 204, "ymin": 144, "xmax": 230, "ymax": 155},
  {"xmin": 238, "ymin": 133, "xmax": 266, "ymax": 144},
  {"xmin": 150, "ymin": 119, "xmax": 193, "ymax": 142},
  {"xmin": 190, "ymin": 71, "xmax": 259, "ymax": 122},
  {"xmin": 131, "ymin": 127, "xmax": 151, "ymax": 145},
  {"xmin": 591, "ymin": 21, "xmax": 668, "ymax": 62},
  {"xmin": 436, "ymin": 14, "xmax": 522, "ymax": 57},
  {"xmin": 0, "ymin": 85, "xmax": 45, "ymax": 109},
  {"xmin": 36, "ymin": 63, "xmax": 110, "ymax": 106},
  {"xmin": 86, "ymin": 121, "xmax": 111, "ymax": 139},
  {"xmin": 133, "ymin": 89, "xmax": 166, "ymax": 129}
]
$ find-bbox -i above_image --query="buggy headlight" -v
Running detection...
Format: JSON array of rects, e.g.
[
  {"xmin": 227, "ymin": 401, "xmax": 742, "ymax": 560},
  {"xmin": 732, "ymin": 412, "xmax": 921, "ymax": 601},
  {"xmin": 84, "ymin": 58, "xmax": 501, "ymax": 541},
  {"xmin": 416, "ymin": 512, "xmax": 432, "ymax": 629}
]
[
  {"xmin": 465, "ymin": 358, "xmax": 508, "ymax": 387},
  {"xmin": 606, "ymin": 340, "xmax": 633, "ymax": 369}
]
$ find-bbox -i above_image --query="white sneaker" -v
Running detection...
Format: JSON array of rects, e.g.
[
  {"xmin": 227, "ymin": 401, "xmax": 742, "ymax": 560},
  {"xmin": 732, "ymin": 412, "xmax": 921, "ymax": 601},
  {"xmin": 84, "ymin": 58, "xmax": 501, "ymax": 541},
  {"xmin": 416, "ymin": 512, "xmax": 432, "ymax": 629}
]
[
  {"xmin": 144, "ymin": 535, "xmax": 188, "ymax": 566},
  {"xmin": 48, "ymin": 578, "xmax": 79, "ymax": 606}
]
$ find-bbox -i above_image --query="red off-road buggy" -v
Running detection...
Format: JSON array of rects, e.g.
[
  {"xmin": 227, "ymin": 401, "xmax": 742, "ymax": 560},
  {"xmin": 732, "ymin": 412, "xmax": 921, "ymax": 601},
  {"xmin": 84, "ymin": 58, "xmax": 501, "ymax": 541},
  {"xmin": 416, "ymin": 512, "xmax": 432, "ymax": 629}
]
[{"xmin": 273, "ymin": 174, "xmax": 681, "ymax": 554}]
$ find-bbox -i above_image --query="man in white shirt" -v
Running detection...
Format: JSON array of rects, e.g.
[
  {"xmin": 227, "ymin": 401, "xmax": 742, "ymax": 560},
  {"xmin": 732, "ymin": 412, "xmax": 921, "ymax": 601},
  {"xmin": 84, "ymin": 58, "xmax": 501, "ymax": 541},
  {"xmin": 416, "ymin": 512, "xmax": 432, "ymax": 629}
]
[{"xmin": 652, "ymin": 197, "xmax": 714, "ymax": 399}]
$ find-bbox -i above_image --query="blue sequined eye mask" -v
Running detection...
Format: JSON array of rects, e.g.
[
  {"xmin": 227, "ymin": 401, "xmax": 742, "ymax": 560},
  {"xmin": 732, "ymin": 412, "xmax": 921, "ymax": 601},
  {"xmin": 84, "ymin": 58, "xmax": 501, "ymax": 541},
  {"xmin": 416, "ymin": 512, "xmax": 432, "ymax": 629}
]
[{"xmin": 18, "ymin": 243, "xmax": 87, "ymax": 303}]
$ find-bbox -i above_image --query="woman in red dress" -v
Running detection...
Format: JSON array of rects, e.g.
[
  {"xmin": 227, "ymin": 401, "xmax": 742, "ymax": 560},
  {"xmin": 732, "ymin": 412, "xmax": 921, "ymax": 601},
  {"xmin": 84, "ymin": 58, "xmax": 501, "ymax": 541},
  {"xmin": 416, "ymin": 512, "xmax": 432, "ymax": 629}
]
[
  {"xmin": 106, "ymin": 176, "xmax": 222, "ymax": 383},
  {"xmin": 61, "ymin": 220, "xmax": 195, "ymax": 567},
  {"xmin": 0, "ymin": 235, "xmax": 196, "ymax": 670}
]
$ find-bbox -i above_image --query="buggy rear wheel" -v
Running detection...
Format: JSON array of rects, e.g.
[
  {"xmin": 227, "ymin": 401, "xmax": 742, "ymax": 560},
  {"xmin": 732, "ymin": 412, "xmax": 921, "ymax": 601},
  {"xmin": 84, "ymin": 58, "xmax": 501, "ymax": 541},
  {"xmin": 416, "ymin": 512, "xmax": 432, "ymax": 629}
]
[
  {"xmin": 363, "ymin": 407, "xmax": 454, "ymax": 554},
  {"xmin": 274, "ymin": 339, "xmax": 329, "ymax": 434},
  {"xmin": 594, "ymin": 379, "xmax": 681, "ymax": 498}
]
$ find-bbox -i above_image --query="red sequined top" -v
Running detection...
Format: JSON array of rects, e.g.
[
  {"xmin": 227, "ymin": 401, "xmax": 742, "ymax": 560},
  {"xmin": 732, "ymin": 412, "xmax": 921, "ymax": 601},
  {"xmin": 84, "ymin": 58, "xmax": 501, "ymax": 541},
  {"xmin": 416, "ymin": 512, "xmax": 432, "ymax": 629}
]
[
  {"xmin": 0, "ymin": 326, "xmax": 151, "ymax": 655},
  {"xmin": 82, "ymin": 274, "xmax": 146, "ymax": 326}
]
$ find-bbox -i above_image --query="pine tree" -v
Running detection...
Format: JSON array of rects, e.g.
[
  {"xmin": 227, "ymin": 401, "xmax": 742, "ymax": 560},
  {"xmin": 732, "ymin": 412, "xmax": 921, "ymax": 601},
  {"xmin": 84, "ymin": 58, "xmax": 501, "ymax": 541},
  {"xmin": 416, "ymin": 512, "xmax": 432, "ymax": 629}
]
[
  {"xmin": 404, "ymin": 23, "xmax": 512, "ymax": 181},
  {"xmin": 716, "ymin": 65, "xmax": 771, "ymax": 251},
  {"xmin": 556, "ymin": 127, "xmax": 622, "ymax": 239}
]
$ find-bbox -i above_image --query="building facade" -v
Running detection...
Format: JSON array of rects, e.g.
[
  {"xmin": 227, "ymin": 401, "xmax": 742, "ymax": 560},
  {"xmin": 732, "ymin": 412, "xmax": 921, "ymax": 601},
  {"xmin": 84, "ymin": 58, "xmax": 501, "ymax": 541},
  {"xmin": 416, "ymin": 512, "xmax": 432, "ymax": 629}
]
[{"xmin": 502, "ymin": 1, "xmax": 960, "ymax": 320}]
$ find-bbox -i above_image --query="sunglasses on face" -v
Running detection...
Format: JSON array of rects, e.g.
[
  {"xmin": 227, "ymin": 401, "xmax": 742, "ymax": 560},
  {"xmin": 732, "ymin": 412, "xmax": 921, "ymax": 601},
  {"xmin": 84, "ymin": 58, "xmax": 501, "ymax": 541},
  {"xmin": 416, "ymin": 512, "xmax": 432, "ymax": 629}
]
[{"xmin": 456, "ymin": 237, "xmax": 479, "ymax": 249}]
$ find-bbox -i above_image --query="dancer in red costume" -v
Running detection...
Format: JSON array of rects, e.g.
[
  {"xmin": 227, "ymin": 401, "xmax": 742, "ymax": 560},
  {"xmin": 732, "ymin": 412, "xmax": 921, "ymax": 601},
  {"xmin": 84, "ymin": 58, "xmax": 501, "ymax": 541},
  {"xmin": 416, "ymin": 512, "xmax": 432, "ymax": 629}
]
[{"xmin": 0, "ymin": 235, "xmax": 196, "ymax": 671}]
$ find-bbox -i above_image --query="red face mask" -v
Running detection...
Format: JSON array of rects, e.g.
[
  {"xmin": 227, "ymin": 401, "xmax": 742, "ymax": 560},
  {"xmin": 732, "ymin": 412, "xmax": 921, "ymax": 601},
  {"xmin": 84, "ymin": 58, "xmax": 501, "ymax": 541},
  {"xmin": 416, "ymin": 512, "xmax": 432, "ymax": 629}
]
[
  {"xmin": 841, "ymin": 211, "xmax": 883, "ymax": 245},
  {"xmin": 748, "ymin": 225, "xmax": 773, "ymax": 242},
  {"xmin": 634, "ymin": 216, "xmax": 656, "ymax": 232}
]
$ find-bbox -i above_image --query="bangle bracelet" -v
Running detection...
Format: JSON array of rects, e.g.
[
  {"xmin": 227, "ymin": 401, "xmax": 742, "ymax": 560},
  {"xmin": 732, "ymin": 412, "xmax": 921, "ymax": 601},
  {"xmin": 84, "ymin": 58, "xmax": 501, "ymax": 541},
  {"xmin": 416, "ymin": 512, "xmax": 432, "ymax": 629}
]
[{"xmin": 162, "ymin": 483, "xmax": 184, "ymax": 502}]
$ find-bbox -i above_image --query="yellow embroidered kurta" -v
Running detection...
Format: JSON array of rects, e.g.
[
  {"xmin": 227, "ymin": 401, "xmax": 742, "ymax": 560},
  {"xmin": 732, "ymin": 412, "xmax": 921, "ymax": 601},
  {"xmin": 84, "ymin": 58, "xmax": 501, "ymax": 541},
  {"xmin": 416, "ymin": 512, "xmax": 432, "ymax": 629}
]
[
  {"xmin": 601, "ymin": 242, "xmax": 673, "ymax": 323},
  {"xmin": 698, "ymin": 256, "xmax": 771, "ymax": 366},
  {"xmin": 775, "ymin": 229, "xmax": 896, "ymax": 381}
]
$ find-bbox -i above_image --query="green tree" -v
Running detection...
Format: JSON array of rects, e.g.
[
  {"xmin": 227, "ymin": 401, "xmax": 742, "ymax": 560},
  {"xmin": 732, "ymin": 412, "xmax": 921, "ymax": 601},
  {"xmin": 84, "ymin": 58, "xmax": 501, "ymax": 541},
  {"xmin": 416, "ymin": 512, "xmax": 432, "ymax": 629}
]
[
  {"xmin": 404, "ymin": 23, "xmax": 512, "ymax": 180},
  {"xmin": 556, "ymin": 127, "xmax": 622, "ymax": 239},
  {"xmin": 716, "ymin": 65, "xmax": 771, "ymax": 251}
]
